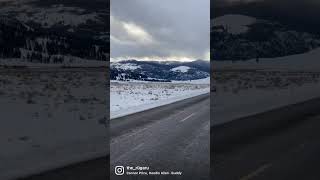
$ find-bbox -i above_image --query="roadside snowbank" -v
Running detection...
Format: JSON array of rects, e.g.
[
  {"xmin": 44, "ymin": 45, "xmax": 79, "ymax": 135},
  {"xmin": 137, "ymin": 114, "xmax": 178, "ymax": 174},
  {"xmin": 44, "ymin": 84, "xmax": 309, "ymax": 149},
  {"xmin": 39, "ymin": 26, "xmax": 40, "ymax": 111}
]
[
  {"xmin": 111, "ymin": 81, "xmax": 210, "ymax": 119},
  {"xmin": 212, "ymin": 70, "xmax": 320, "ymax": 125}
]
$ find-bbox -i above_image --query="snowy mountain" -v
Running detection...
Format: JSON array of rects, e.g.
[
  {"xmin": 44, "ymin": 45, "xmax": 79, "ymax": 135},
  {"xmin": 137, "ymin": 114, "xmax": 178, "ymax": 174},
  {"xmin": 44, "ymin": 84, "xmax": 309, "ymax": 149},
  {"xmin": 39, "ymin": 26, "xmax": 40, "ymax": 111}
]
[
  {"xmin": 0, "ymin": 0, "xmax": 108, "ymax": 65},
  {"xmin": 110, "ymin": 60, "xmax": 210, "ymax": 81},
  {"xmin": 212, "ymin": 14, "xmax": 320, "ymax": 61}
]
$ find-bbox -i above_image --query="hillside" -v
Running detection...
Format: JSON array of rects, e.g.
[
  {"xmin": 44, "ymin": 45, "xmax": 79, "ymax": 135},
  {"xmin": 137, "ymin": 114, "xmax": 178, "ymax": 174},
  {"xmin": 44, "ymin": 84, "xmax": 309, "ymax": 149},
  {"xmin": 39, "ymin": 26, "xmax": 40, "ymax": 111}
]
[
  {"xmin": 110, "ymin": 60, "xmax": 210, "ymax": 81},
  {"xmin": 211, "ymin": 14, "xmax": 320, "ymax": 61},
  {"xmin": 0, "ymin": 0, "xmax": 108, "ymax": 65}
]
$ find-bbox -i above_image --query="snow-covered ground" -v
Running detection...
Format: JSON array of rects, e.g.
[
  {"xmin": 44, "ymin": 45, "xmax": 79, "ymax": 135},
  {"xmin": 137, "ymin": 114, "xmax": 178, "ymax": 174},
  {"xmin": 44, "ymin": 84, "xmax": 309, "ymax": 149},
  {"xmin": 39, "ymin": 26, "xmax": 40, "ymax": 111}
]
[
  {"xmin": 212, "ymin": 70, "xmax": 320, "ymax": 125},
  {"xmin": 213, "ymin": 48, "xmax": 320, "ymax": 71},
  {"xmin": 0, "ymin": 68, "xmax": 107, "ymax": 179},
  {"xmin": 172, "ymin": 77, "xmax": 210, "ymax": 84},
  {"xmin": 111, "ymin": 79, "xmax": 210, "ymax": 119},
  {"xmin": 0, "ymin": 58, "xmax": 107, "ymax": 67},
  {"xmin": 212, "ymin": 45, "xmax": 320, "ymax": 125}
]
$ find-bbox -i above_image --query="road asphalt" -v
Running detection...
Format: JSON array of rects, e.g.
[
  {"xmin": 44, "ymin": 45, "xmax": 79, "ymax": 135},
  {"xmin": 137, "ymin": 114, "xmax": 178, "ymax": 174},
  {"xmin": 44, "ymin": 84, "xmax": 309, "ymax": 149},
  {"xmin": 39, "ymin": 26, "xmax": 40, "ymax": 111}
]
[
  {"xmin": 212, "ymin": 97, "xmax": 320, "ymax": 180},
  {"xmin": 110, "ymin": 93, "xmax": 210, "ymax": 180}
]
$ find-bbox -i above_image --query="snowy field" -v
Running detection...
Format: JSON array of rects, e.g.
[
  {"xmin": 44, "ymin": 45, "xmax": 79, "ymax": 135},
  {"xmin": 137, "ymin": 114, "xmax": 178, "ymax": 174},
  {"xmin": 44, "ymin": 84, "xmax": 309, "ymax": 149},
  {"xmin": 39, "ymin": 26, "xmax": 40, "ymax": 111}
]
[
  {"xmin": 213, "ymin": 48, "xmax": 320, "ymax": 72},
  {"xmin": 0, "ymin": 58, "xmax": 107, "ymax": 67},
  {"xmin": 110, "ymin": 78, "xmax": 210, "ymax": 119},
  {"xmin": 212, "ymin": 47, "xmax": 320, "ymax": 125},
  {"xmin": 0, "ymin": 68, "xmax": 107, "ymax": 179},
  {"xmin": 212, "ymin": 70, "xmax": 320, "ymax": 125}
]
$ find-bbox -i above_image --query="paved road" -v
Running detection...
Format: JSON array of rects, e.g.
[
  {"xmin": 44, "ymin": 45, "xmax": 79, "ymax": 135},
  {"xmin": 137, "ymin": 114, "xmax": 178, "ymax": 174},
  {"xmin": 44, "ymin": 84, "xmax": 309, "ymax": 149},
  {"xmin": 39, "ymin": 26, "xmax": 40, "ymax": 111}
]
[
  {"xmin": 110, "ymin": 93, "xmax": 210, "ymax": 180},
  {"xmin": 212, "ymin": 97, "xmax": 320, "ymax": 180},
  {"xmin": 20, "ymin": 156, "xmax": 109, "ymax": 180}
]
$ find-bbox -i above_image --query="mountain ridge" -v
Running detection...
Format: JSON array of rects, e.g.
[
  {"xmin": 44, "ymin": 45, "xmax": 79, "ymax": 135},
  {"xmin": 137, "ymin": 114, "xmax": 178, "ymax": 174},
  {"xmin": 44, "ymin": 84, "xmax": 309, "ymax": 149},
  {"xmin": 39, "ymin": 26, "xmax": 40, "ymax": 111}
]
[
  {"xmin": 211, "ymin": 14, "xmax": 320, "ymax": 61},
  {"xmin": 110, "ymin": 60, "xmax": 210, "ymax": 81},
  {"xmin": 0, "ymin": 0, "xmax": 108, "ymax": 64}
]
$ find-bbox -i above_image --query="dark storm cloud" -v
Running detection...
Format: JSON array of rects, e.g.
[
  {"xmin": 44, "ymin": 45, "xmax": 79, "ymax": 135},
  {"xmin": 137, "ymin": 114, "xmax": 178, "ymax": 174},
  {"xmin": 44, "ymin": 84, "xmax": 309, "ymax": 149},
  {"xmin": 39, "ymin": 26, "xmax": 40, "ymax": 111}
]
[{"xmin": 110, "ymin": 0, "xmax": 210, "ymax": 61}]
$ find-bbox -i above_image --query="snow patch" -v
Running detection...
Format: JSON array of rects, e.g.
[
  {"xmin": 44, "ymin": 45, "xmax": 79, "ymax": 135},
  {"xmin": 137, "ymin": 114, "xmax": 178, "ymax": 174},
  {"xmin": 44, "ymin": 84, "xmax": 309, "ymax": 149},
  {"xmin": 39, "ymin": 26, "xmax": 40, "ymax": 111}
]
[
  {"xmin": 0, "ymin": 4, "xmax": 102, "ymax": 28},
  {"xmin": 213, "ymin": 14, "xmax": 256, "ymax": 34},
  {"xmin": 111, "ymin": 63, "xmax": 141, "ymax": 71},
  {"xmin": 170, "ymin": 66, "xmax": 191, "ymax": 73}
]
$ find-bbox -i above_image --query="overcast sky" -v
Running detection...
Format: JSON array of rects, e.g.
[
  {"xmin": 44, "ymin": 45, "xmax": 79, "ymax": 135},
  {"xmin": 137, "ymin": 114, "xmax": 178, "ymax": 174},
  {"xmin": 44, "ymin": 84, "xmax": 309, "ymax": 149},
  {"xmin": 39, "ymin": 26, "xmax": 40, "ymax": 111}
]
[{"xmin": 110, "ymin": 0, "xmax": 210, "ymax": 61}]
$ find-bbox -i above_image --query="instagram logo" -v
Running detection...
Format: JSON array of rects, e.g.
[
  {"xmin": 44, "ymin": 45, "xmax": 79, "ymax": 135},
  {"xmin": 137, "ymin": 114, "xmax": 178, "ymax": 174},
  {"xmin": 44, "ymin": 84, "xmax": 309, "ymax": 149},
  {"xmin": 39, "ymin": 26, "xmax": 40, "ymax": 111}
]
[{"xmin": 115, "ymin": 166, "xmax": 125, "ymax": 175}]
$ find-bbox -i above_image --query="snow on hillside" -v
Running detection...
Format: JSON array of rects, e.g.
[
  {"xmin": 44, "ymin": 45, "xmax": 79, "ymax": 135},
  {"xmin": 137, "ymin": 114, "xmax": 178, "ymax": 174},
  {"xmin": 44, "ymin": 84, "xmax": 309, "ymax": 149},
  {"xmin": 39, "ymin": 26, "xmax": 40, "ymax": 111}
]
[
  {"xmin": 110, "ymin": 60, "xmax": 210, "ymax": 81},
  {"xmin": 213, "ymin": 14, "xmax": 256, "ymax": 34},
  {"xmin": 111, "ymin": 63, "xmax": 141, "ymax": 71},
  {"xmin": 0, "ymin": 3, "xmax": 102, "ymax": 28},
  {"xmin": 170, "ymin": 66, "xmax": 191, "ymax": 73},
  {"xmin": 111, "ymin": 81, "xmax": 209, "ymax": 119}
]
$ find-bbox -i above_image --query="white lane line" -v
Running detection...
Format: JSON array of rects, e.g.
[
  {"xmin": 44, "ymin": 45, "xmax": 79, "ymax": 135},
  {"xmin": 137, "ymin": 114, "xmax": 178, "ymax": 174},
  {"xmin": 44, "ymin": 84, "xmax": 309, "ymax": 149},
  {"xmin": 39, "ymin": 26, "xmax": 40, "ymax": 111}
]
[
  {"xmin": 111, "ymin": 127, "xmax": 149, "ymax": 146},
  {"xmin": 112, "ymin": 110, "xmax": 189, "ymax": 145},
  {"xmin": 112, "ymin": 110, "xmax": 190, "ymax": 145},
  {"xmin": 180, "ymin": 113, "xmax": 195, "ymax": 122},
  {"xmin": 132, "ymin": 143, "xmax": 144, "ymax": 151},
  {"xmin": 174, "ymin": 110, "xmax": 187, "ymax": 117},
  {"xmin": 127, "ymin": 127, "xmax": 148, "ymax": 138},
  {"xmin": 113, "ymin": 143, "xmax": 145, "ymax": 163},
  {"xmin": 203, "ymin": 122, "xmax": 210, "ymax": 131},
  {"xmin": 239, "ymin": 163, "xmax": 272, "ymax": 180}
]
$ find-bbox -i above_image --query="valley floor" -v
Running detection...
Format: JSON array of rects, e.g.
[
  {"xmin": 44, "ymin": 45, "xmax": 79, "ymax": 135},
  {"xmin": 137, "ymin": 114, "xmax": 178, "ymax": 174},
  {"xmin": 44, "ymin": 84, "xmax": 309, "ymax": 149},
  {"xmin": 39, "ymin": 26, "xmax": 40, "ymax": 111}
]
[
  {"xmin": 110, "ymin": 78, "xmax": 210, "ymax": 119},
  {"xmin": 0, "ymin": 67, "xmax": 107, "ymax": 179},
  {"xmin": 212, "ymin": 70, "xmax": 320, "ymax": 125}
]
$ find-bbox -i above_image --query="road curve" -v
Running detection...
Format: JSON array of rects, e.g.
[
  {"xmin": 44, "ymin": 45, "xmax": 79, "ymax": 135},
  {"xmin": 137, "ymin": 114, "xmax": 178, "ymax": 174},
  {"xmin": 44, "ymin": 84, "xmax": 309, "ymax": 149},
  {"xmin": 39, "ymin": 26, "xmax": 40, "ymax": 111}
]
[{"xmin": 110, "ymin": 93, "xmax": 210, "ymax": 180}]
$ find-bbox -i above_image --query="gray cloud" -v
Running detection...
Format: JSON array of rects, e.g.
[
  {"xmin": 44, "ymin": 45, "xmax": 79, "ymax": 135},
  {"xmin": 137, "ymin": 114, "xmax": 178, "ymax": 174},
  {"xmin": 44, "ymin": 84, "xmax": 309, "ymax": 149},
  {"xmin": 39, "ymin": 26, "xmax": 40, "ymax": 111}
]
[{"xmin": 110, "ymin": 0, "xmax": 210, "ymax": 61}]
